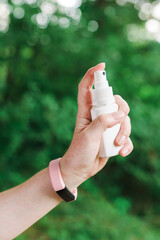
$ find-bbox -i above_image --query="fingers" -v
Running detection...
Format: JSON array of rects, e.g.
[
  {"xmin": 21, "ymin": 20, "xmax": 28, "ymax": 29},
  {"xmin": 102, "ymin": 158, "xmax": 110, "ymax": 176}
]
[
  {"xmin": 114, "ymin": 96, "xmax": 132, "ymax": 156},
  {"xmin": 115, "ymin": 115, "xmax": 131, "ymax": 146},
  {"xmin": 77, "ymin": 63, "xmax": 105, "ymax": 120},
  {"xmin": 84, "ymin": 111, "xmax": 125, "ymax": 140},
  {"xmin": 119, "ymin": 138, "xmax": 134, "ymax": 157},
  {"xmin": 114, "ymin": 95, "xmax": 130, "ymax": 115},
  {"xmin": 79, "ymin": 62, "xmax": 105, "ymax": 90}
]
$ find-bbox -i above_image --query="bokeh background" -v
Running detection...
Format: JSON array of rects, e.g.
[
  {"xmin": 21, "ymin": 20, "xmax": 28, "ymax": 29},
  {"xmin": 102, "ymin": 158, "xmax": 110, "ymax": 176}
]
[{"xmin": 0, "ymin": 0, "xmax": 160, "ymax": 239}]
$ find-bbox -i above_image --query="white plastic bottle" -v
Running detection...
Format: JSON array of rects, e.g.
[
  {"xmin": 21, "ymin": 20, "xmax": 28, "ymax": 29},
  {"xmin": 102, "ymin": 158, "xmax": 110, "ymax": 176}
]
[{"xmin": 91, "ymin": 70, "xmax": 123, "ymax": 158}]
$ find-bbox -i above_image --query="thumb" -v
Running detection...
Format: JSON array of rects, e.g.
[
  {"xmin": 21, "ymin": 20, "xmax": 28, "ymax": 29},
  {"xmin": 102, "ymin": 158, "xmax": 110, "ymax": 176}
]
[{"xmin": 85, "ymin": 111, "xmax": 125, "ymax": 140}]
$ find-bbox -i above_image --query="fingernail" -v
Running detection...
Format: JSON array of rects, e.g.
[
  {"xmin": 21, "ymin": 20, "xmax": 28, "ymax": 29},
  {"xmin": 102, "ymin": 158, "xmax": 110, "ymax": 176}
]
[
  {"xmin": 117, "ymin": 135, "xmax": 126, "ymax": 146},
  {"xmin": 113, "ymin": 111, "xmax": 125, "ymax": 120},
  {"xmin": 99, "ymin": 62, "xmax": 105, "ymax": 67},
  {"xmin": 122, "ymin": 148, "xmax": 129, "ymax": 156}
]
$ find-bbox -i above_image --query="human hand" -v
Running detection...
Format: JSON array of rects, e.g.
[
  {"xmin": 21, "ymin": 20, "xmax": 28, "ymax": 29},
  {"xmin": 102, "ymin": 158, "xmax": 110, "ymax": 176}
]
[{"xmin": 60, "ymin": 63, "xmax": 133, "ymax": 190}]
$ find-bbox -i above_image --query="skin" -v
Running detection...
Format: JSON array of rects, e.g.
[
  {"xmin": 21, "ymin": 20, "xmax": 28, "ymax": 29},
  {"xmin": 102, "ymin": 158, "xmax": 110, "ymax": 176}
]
[
  {"xmin": 0, "ymin": 63, "xmax": 133, "ymax": 240},
  {"xmin": 60, "ymin": 63, "xmax": 133, "ymax": 190}
]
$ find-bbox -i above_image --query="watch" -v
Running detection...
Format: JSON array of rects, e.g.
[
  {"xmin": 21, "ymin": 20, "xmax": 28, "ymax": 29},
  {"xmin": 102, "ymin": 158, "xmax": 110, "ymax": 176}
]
[{"xmin": 49, "ymin": 158, "xmax": 77, "ymax": 202}]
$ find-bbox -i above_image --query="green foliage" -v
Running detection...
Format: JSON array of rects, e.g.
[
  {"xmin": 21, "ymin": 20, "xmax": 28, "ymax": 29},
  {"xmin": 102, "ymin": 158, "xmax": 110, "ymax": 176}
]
[
  {"xmin": 16, "ymin": 181, "xmax": 160, "ymax": 240},
  {"xmin": 0, "ymin": 0, "xmax": 160, "ymax": 238}
]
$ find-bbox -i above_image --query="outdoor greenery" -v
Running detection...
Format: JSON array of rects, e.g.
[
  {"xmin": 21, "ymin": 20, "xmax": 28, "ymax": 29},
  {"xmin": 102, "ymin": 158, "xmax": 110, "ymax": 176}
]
[{"xmin": 0, "ymin": 0, "xmax": 160, "ymax": 239}]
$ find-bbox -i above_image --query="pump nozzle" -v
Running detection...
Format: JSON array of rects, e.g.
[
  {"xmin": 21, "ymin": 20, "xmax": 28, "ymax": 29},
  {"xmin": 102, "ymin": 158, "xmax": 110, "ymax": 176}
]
[
  {"xmin": 92, "ymin": 70, "xmax": 115, "ymax": 106},
  {"xmin": 94, "ymin": 70, "xmax": 109, "ymax": 89}
]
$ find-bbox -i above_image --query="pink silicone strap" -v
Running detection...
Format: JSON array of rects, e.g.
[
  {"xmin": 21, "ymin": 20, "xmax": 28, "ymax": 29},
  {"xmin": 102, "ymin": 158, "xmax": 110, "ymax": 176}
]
[{"xmin": 49, "ymin": 158, "xmax": 77, "ymax": 200}]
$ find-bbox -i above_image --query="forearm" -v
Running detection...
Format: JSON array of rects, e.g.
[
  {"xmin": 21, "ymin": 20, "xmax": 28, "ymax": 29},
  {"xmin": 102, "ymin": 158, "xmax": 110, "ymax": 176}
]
[{"xmin": 0, "ymin": 167, "xmax": 62, "ymax": 240}]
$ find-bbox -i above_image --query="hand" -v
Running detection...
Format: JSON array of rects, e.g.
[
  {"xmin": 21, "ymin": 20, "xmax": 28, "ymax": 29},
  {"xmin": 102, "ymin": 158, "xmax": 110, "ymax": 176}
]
[{"xmin": 60, "ymin": 63, "xmax": 133, "ymax": 190}]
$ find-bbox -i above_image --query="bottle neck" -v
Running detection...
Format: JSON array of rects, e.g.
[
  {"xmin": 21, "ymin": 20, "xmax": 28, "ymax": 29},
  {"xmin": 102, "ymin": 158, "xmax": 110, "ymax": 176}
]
[
  {"xmin": 94, "ymin": 79, "xmax": 108, "ymax": 89},
  {"xmin": 92, "ymin": 70, "xmax": 115, "ymax": 107},
  {"xmin": 92, "ymin": 87, "xmax": 115, "ymax": 107}
]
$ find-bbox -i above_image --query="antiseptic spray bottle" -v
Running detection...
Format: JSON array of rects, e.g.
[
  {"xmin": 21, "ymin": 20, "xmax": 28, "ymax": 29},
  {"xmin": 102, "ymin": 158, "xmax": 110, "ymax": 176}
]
[{"xmin": 91, "ymin": 70, "xmax": 123, "ymax": 158}]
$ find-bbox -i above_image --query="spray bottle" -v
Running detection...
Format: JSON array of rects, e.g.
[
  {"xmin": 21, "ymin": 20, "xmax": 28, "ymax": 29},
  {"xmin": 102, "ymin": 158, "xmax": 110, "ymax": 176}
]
[{"xmin": 91, "ymin": 70, "xmax": 123, "ymax": 157}]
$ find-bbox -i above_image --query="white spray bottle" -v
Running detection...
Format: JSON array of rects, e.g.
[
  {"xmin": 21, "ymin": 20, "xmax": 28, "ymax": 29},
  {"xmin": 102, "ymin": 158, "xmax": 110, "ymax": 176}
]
[{"xmin": 91, "ymin": 70, "xmax": 123, "ymax": 158}]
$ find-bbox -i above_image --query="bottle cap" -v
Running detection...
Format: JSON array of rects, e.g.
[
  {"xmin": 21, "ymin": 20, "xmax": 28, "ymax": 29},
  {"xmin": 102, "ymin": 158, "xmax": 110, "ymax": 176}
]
[
  {"xmin": 94, "ymin": 71, "xmax": 109, "ymax": 89},
  {"xmin": 92, "ymin": 70, "xmax": 115, "ymax": 107}
]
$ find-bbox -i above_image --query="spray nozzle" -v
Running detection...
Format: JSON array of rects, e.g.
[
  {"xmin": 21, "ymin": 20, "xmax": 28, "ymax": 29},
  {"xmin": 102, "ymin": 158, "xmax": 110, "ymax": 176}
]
[
  {"xmin": 94, "ymin": 70, "xmax": 109, "ymax": 89},
  {"xmin": 92, "ymin": 70, "xmax": 115, "ymax": 106}
]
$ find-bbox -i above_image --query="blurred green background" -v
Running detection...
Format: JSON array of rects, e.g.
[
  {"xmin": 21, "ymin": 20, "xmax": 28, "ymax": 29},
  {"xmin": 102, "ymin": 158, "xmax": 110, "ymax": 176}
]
[{"xmin": 0, "ymin": 0, "xmax": 160, "ymax": 239}]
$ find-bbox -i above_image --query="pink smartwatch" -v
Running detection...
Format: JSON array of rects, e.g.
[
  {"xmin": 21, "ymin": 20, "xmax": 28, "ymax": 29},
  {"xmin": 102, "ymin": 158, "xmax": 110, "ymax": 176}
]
[{"xmin": 49, "ymin": 158, "xmax": 77, "ymax": 202}]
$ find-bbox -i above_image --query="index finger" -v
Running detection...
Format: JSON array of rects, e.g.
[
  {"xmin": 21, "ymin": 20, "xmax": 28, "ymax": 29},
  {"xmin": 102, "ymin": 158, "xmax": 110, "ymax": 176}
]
[
  {"xmin": 77, "ymin": 63, "xmax": 105, "ymax": 120},
  {"xmin": 79, "ymin": 62, "xmax": 105, "ymax": 90}
]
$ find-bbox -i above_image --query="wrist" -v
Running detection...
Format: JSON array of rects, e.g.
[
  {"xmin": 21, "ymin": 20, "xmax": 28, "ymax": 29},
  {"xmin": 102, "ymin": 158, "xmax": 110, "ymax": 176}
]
[{"xmin": 59, "ymin": 157, "xmax": 86, "ymax": 191}]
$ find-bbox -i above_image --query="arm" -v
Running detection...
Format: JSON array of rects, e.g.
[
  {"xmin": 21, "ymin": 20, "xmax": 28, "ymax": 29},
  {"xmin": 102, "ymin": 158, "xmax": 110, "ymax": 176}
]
[
  {"xmin": 0, "ymin": 168, "xmax": 62, "ymax": 240},
  {"xmin": 0, "ymin": 63, "xmax": 133, "ymax": 240},
  {"xmin": 0, "ymin": 165, "xmax": 81, "ymax": 240}
]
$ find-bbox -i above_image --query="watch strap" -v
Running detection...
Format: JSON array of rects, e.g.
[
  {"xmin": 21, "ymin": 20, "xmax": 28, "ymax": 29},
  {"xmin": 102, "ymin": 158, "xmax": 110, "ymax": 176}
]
[{"xmin": 49, "ymin": 158, "xmax": 77, "ymax": 202}]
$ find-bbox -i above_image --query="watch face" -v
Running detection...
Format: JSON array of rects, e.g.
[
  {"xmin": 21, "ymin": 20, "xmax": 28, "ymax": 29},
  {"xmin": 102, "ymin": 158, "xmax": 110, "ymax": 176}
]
[{"xmin": 56, "ymin": 186, "xmax": 75, "ymax": 202}]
